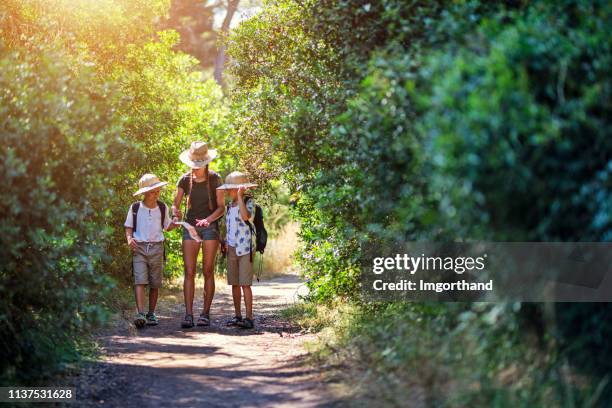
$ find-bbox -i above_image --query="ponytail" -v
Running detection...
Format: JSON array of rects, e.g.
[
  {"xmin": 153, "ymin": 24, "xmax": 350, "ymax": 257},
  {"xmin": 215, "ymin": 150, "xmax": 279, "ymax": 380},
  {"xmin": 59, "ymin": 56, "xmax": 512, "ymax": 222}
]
[
  {"xmin": 186, "ymin": 168, "xmax": 194, "ymax": 210},
  {"xmin": 206, "ymin": 165, "xmax": 214, "ymax": 212}
]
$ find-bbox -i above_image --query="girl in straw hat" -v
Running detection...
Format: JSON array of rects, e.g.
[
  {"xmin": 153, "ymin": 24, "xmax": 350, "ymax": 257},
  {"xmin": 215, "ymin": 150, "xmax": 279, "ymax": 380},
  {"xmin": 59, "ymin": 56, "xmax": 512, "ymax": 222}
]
[{"xmin": 172, "ymin": 141, "xmax": 224, "ymax": 328}]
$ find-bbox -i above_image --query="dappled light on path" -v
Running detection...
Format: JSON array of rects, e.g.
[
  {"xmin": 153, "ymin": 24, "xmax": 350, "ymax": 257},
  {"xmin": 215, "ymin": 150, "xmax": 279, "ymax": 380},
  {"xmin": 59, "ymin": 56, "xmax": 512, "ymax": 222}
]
[{"xmin": 74, "ymin": 274, "xmax": 336, "ymax": 407}]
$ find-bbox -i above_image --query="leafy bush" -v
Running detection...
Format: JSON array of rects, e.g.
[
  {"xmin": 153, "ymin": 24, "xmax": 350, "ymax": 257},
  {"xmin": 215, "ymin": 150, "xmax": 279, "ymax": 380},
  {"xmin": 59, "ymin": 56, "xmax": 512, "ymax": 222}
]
[
  {"xmin": 229, "ymin": 0, "xmax": 612, "ymax": 404},
  {"xmin": 0, "ymin": 43, "xmax": 123, "ymax": 384},
  {"xmin": 0, "ymin": 0, "xmax": 230, "ymax": 383}
]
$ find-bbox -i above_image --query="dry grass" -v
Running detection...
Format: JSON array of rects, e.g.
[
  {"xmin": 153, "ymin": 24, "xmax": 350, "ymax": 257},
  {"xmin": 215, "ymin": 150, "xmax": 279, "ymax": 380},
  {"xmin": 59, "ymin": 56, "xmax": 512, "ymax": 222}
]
[{"xmin": 260, "ymin": 221, "xmax": 299, "ymax": 278}]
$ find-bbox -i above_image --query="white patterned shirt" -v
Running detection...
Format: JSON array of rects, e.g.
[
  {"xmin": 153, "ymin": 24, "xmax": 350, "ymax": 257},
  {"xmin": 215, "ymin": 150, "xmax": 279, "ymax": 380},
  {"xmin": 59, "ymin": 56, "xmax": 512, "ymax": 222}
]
[{"xmin": 226, "ymin": 198, "xmax": 255, "ymax": 257}]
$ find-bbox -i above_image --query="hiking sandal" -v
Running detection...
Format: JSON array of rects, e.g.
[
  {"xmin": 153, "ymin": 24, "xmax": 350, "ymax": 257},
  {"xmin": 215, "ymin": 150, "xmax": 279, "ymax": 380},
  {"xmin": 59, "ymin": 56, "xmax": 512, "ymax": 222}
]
[
  {"xmin": 226, "ymin": 316, "xmax": 243, "ymax": 327},
  {"xmin": 238, "ymin": 318, "xmax": 254, "ymax": 329},
  {"xmin": 181, "ymin": 314, "xmax": 194, "ymax": 328},
  {"xmin": 134, "ymin": 312, "xmax": 146, "ymax": 328},
  {"xmin": 146, "ymin": 312, "xmax": 159, "ymax": 326},
  {"xmin": 197, "ymin": 313, "xmax": 210, "ymax": 326}
]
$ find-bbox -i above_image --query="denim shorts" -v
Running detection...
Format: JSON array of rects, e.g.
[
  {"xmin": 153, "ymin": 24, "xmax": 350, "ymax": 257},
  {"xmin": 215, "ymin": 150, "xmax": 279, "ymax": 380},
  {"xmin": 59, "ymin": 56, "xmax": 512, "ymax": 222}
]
[{"xmin": 182, "ymin": 223, "xmax": 219, "ymax": 241}]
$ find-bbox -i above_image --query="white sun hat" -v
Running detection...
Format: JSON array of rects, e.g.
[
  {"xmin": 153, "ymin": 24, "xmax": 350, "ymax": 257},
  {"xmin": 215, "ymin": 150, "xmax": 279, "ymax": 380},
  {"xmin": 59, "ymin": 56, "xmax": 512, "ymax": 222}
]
[
  {"xmin": 216, "ymin": 171, "xmax": 258, "ymax": 190},
  {"xmin": 179, "ymin": 141, "xmax": 218, "ymax": 169},
  {"xmin": 133, "ymin": 173, "xmax": 168, "ymax": 196}
]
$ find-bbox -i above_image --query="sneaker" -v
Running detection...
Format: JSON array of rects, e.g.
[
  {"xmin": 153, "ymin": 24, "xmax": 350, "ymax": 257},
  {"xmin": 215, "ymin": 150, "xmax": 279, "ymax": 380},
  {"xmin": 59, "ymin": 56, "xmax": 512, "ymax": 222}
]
[
  {"xmin": 134, "ymin": 312, "xmax": 146, "ymax": 328},
  {"xmin": 181, "ymin": 314, "xmax": 194, "ymax": 328},
  {"xmin": 226, "ymin": 316, "xmax": 243, "ymax": 327},
  {"xmin": 146, "ymin": 312, "xmax": 159, "ymax": 326}
]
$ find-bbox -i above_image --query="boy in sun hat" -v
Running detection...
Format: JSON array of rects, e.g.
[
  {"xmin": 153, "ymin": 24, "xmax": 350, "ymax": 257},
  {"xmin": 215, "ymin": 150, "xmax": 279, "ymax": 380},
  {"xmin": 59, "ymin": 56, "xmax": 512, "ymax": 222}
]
[
  {"xmin": 217, "ymin": 171, "xmax": 258, "ymax": 329},
  {"xmin": 125, "ymin": 173, "xmax": 178, "ymax": 328}
]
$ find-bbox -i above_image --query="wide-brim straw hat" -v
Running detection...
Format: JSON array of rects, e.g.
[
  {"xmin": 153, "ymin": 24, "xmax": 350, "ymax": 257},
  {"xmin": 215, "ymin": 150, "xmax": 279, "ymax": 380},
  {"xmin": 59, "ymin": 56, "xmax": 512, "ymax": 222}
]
[
  {"xmin": 217, "ymin": 171, "xmax": 258, "ymax": 190},
  {"xmin": 133, "ymin": 173, "xmax": 168, "ymax": 196},
  {"xmin": 179, "ymin": 141, "xmax": 217, "ymax": 169}
]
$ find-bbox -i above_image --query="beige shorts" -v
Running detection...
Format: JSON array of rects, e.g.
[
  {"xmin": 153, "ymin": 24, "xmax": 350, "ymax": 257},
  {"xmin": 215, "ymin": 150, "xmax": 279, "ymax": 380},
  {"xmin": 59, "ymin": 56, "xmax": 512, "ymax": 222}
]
[
  {"xmin": 227, "ymin": 246, "xmax": 253, "ymax": 286},
  {"xmin": 133, "ymin": 242, "xmax": 164, "ymax": 288}
]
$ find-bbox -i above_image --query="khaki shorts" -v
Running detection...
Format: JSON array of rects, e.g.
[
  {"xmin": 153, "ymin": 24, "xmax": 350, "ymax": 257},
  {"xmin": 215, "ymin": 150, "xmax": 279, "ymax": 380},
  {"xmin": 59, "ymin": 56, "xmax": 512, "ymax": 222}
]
[
  {"xmin": 227, "ymin": 246, "xmax": 253, "ymax": 286},
  {"xmin": 133, "ymin": 242, "xmax": 164, "ymax": 288}
]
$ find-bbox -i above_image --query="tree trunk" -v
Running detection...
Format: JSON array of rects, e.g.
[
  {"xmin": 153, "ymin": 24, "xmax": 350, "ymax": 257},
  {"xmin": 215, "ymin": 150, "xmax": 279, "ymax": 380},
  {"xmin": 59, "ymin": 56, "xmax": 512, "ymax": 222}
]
[{"xmin": 214, "ymin": 0, "xmax": 239, "ymax": 87}]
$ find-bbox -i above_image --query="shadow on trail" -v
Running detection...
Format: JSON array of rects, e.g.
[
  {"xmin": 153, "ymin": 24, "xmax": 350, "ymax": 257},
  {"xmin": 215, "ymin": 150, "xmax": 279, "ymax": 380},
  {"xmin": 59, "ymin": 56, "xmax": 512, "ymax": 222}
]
[
  {"xmin": 104, "ymin": 340, "xmax": 227, "ymax": 357},
  {"xmin": 92, "ymin": 361, "xmax": 336, "ymax": 408},
  {"xmin": 72, "ymin": 274, "xmax": 340, "ymax": 407},
  {"xmin": 80, "ymin": 344, "xmax": 337, "ymax": 408}
]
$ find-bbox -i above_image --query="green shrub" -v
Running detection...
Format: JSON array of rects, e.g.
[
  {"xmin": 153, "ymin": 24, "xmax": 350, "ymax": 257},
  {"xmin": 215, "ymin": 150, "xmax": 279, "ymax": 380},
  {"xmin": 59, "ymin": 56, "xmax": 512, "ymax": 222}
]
[
  {"xmin": 0, "ymin": 0, "xmax": 230, "ymax": 383},
  {"xmin": 0, "ymin": 43, "xmax": 123, "ymax": 384},
  {"xmin": 229, "ymin": 0, "xmax": 612, "ymax": 404}
]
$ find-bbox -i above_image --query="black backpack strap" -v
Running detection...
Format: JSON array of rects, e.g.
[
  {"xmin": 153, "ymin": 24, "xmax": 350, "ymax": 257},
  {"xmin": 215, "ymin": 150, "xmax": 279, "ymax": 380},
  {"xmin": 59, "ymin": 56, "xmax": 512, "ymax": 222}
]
[
  {"xmin": 131, "ymin": 202, "xmax": 141, "ymax": 232},
  {"xmin": 257, "ymin": 255, "xmax": 263, "ymax": 282}
]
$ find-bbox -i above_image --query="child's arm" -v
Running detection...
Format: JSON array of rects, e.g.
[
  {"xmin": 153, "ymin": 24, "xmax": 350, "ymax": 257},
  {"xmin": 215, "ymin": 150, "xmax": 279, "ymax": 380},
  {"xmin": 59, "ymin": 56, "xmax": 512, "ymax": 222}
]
[
  {"xmin": 236, "ymin": 187, "xmax": 252, "ymax": 221},
  {"xmin": 125, "ymin": 227, "xmax": 138, "ymax": 251},
  {"xmin": 163, "ymin": 204, "xmax": 179, "ymax": 231},
  {"xmin": 165, "ymin": 223, "xmax": 178, "ymax": 232},
  {"xmin": 124, "ymin": 204, "xmax": 138, "ymax": 251}
]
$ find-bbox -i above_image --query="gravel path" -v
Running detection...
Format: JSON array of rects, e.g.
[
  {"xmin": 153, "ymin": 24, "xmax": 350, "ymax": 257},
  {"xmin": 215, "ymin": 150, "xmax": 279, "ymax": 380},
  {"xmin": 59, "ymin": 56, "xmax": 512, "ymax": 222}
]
[{"xmin": 72, "ymin": 274, "xmax": 337, "ymax": 407}]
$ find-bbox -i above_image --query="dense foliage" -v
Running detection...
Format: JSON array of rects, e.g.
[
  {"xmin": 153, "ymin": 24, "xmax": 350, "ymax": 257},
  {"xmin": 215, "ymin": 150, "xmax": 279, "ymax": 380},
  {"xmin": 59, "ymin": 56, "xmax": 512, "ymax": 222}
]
[
  {"xmin": 0, "ymin": 0, "xmax": 230, "ymax": 383},
  {"xmin": 0, "ymin": 41, "xmax": 123, "ymax": 384},
  {"xmin": 228, "ymin": 0, "xmax": 612, "ymax": 404},
  {"xmin": 1, "ymin": 0, "xmax": 610, "ymax": 403}
]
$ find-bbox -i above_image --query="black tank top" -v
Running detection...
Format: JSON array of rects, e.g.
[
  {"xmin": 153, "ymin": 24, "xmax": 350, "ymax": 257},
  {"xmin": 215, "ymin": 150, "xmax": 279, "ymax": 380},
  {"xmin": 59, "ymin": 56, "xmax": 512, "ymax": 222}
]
[{"xmin": 176, "ymin": 171, "xmax": 221, "ymax": 225}]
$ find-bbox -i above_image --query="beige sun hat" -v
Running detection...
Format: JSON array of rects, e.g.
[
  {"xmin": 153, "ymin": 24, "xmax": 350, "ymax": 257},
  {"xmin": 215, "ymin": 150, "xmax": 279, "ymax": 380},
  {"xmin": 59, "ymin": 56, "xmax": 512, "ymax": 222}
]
[
  {"xmin": 179, "ymin": 141, "xmax": 217, "ymax": 169},
  {"xmin": 133, "ymin": 173, "xmax": 168, "ymax": 196},
  {"xmin": 217, "ymin": 171, "xmax": 258, "ymax": 190}
]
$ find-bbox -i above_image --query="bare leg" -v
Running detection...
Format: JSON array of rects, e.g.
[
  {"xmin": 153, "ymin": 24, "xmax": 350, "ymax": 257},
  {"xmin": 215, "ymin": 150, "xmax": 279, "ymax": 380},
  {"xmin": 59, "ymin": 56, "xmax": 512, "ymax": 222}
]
[
  {"xmin": 148, "ymin": 288, "xmax": 159, "ymax": 313},
  {"xmin": 242, "ymin": 285, "xmax": 253, "ymax": 320},
  {"xmin": 201, "ymin": 239, "xmax": 219, "ymax": 315},
  {"xmin": 134, "ymin": 284, "xmax": 146, "ymax": 313},
  {"xmin": 183, "ymin": 240, "xmax": 201, "ymax": 315},
  {"xmin": 232, "ymin": 285, "xmax": 242, "ymax": 317}
]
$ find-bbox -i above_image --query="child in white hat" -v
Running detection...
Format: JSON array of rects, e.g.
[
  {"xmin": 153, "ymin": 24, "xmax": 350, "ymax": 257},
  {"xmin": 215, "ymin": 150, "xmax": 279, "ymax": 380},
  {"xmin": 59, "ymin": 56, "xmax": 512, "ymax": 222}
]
[
  {"xmin": 124, "ymin": 174, "xmax": 178, "ymax": 328},
  {"xmin": 217, "ymin": 171, "xmax": 258, "ymax": 329}
]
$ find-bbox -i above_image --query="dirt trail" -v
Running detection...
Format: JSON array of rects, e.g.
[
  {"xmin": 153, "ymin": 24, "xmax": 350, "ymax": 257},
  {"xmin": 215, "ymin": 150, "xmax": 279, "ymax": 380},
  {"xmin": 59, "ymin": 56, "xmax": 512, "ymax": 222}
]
[{"xmin": 74, "ymin": 274, "xmax": 338, "ymax": 407}]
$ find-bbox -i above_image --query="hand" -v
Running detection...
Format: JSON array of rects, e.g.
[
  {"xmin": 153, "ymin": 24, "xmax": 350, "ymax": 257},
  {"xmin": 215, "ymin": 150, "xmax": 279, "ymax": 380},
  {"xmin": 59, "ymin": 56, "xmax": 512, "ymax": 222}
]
[
  {"xmin": 172, "ymin": 207, "xmax": 182, "ymax": 220},
  {"xmin": 237, "ymin": 185, "xmax": 247, "ymax": 198},
  {"xmin": 195, "ymin": 218, "xmax": 210, "ymax": 228},
  {"xmin": 127, "ymin": 237, "xmax": 138, "ymax": 252},
  {"xmin": 172, "ymin": 216, "xmax": 180, "ymax": 224}
]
